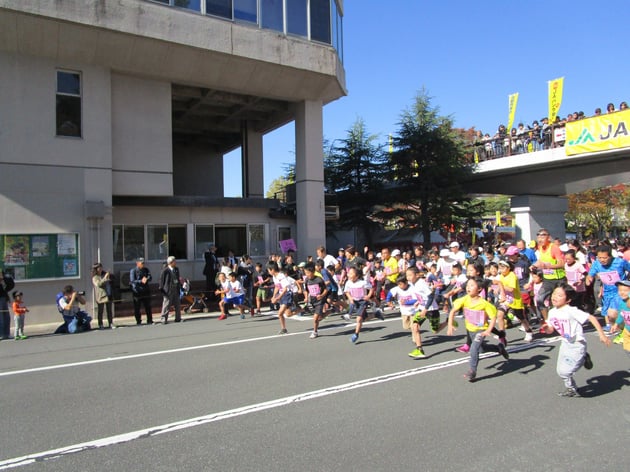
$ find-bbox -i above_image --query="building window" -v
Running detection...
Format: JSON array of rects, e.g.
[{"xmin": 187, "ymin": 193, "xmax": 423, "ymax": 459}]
[
  {"xmin": 248, "ymin": 224, "xmax": 266, "ymax": 257},
  {"xmin": 286, "ymin": 0, "xmax": 307, "ymax": 37},
  {"xmin": 261, "ymin": 0, "xmax": 283, "ymax": 32},
  {"xmin": 56, "ymin": 70, "xmax": 82, "ymax": 137},
  {"xmin": 234, "ymin": 0, "xmax": 257, "ymax": 22},
  {"xmin": 310, "ymin": 0, "xmax": 330, "ymax": 44},
  {"xmin": 174, "ymin": 0, "xmax": 202, "ymax": 11},
  {"xmin": 147, "ymin": 225, "xmax": 187, "ymax": 261},
  {"xmin": 215, "ymin": 226, "xmax": 247, "ymax": 258},
  {"xmin": 206, "ymin": 0, "xmax": 232, "ymax": 18},
  {"xmin": 113, "ymin": 225, "xmax": 145, "ymax": 262},
  {"xmin": 195, "ymin": 225, "xmax": 215, "ymax": 259}
]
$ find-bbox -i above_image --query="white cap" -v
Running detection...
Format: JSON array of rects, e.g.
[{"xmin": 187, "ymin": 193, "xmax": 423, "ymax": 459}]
[
  {"xmin": 391, "ymin": 249, "xmax": 401, "ymax": 257},
  {"xmin": 449, "ymin": 241, "xmax": 460, "ymax": 248},
  {"xmin": 439, "ymin": 248, "xmax": 451, "ymax": 258},
  {"xmin": 559, "ymin": 243, "xmax": 569, "ymax": 252}
]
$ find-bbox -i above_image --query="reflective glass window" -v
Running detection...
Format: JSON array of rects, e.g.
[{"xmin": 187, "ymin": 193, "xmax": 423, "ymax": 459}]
[
  {"xmin": 261, "ymin": 0, "xmax": 283, "ymax": 32},
  {"xmin": 286, "ymin": 0, "xmax": 307, "ymax": 37},
  {"xmin": 56, "ymin": 70, "xmax": 81, "ymax": 137},
  {"xmin": 234, "ymin": 0, "xmax": 257, "ymax": 22},
  {"xmin": 195, "ymin": 225, "xmax": 215, "ymax": 260},
  {"xmin": 174, "ymin": 0, "xmax": 202, "ymax": 11},
  {"xmin": 310, "ymin": 0, "xmax": 330, "ymax": 43},
  {"xmin": 206, "ymin": 0, "xmax": 232, "ymax": 18},
  {"xmin": 248, "ymin": 224, "xmax": 266, "ymax": 257}
]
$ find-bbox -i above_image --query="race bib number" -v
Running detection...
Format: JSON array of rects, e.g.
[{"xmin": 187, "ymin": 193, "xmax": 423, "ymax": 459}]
[
  {"xmin": 566, "ymin": 270, "xmax": 579, "ymax": 283},
  {"xmin": 348, "ymin": 287, "xmax": 365, "ymax": 300},
  {"xmin": 399, "ymin": 295, "xmax": 415, "ymax": 306},
  {"xmin": 549, "ymin": 318, "xmax": 571, "ymax": 339},
  {"xmin": 599, "ymin": 271, "xmax": 620, "ymax": 286},
  {"xmin": 307, "ymin": 284, "xmax": 321, "ymax": 297},
  {"xmin": 620, "ymin": 310, "xmax": 630, "ymax": 324},
  {"xmin": 504, "ymin": 289, "xmax": 514, "ymax": 304},
  {"xmin": 464, "ymin": 308, "xmax": 486, "ymax": 327}
]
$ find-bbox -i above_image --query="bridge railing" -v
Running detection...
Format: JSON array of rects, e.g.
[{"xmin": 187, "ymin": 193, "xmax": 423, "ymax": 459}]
[{"xmin": 471, "ymin": 124, "xmax": 566, "ymax": 162}]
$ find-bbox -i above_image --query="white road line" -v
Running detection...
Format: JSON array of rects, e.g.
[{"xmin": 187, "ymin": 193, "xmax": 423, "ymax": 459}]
[
  {"xmin": 0, "ymin": 336, "xmax": 560, "ymax": 470},
  {"xmin": 0, "ymin": 318, "xmax": 393, "ymax": 378}
]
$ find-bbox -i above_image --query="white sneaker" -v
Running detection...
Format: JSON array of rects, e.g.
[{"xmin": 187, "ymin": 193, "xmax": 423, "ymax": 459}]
[
  {"xmin": 523, "ymin": 332, "xmax": 533, "ymax": 342},
  {"xmin": 518, "ymin": 325, "xmax": 526, "ymax": 332},
  {"xmin": 342, "ymin": 314, "xmax": 351, "ymax": 321},
  {"xmin": 309, "ymin": 331, "xmax": 318, "ymax": 339}
]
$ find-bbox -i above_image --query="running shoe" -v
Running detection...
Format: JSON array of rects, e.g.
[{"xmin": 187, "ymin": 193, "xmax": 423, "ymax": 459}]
[
  {"xmin": 350, "ymin": 333, "xmax": 359, "ymax": 343},
  {"xmin": 309, "ymin": 331, "xmax": 318, "ymax": 339},
  {"xmin": 408, "ymin": 347, "xmax": 426, "ymax": 359},
  {"xmin": 523, "ymin": 332, "xmax": 533, "ymax": 343},
  {"xmin": 342, "ymin": 313, "xmax": 351, "ymax": 321},
  {"xmin": 613, "ymin": 332, "xmax": 623, "ymax": 344},
  {"xmin": 278, "ymin": 328, "xmax": 288, "ymax": 335},
  {"xmin": 603, "ymin": 324, "xmax": 611, "ymax": 333},
  {"xmin": 463, "ymin": 370, "xmax": 476, "ymax": 382},
  {"xmin": 455, "ymin": 344, "xmax": 470, "ymax": 353},
  {"xmin": 583, "ymin": 352, "xmax": 593, "ymax": 370},
  {"xmin": 240, "ymin": 314, "xmax": 245, "ymax": 319},
  {"xmin": 218, "ymin": 314, "xmax": 227, "ymax": 320},
  {"xmin": 497, "ymin": 342, "xmax": 509, "ymax": 360},
  {"xmin": 375, "ymin": 308, "xmax": 385, "ymax": 321},
  {"xmin": 518, "ymin": 325, "xmax": 526, "ymax": 332},
  {"xmin": 557, "ymin": 387, "xmax": 580, "ymax": 397}
]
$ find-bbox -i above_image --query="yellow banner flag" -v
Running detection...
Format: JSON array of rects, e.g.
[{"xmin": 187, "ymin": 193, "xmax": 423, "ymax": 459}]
[
  {"xmin": 548, "ymin": 77, "xmax": 564, "ymax": 123},
  {"xmin": 566, "ymin": 108, "xmax": 630, "ymax": 155},
  {"xmin": 507, "ymin": 93, "xmax": 519, "ymax": 132}
]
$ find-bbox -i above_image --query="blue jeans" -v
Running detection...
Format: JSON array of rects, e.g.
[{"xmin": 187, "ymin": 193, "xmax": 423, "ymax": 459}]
[{"xmin": 468, "ymin": 331, "xmax": 500, "ymax": 373}]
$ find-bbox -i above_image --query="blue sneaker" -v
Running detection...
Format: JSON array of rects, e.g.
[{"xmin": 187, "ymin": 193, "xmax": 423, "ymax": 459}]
[
  {"xmin": 603, "ymin": 324, "xmax": 611, "ymax": 333},
  {"xmin": 350, "ymin": 333, "xmax": 359, "ymax": 343},
  {"xmin": 375, "ymin": 308, "xmax": 384, "ymax": 321}
]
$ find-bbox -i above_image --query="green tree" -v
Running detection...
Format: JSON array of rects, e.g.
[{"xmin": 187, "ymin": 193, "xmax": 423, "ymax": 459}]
[
  {"xmin": 376, "ymin": 89, "xmax": 483, "ymax": 245},
  {"xmin": 324, "ymin": 118, "xmax": 389, "ymax": 246}
]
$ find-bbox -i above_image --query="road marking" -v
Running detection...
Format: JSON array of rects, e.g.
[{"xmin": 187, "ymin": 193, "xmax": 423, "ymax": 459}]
[
  {"xmin": 0, "ymin": 336, "xmax": 560, "ymax": 470},
  {"xmin": 0, "ymin": 318, "xmax": 392, "ymax": 378}
]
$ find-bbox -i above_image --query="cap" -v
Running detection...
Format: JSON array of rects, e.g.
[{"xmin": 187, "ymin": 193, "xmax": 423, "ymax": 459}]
[
  {"xmin": 439, "ymin": 248, "xmax": 451, "ymax": 258},
  {"xmin": 298, "ymin": 262, "xmax": 306, "ymax": 268},
  {"xmin": 391, "ymin": 249, "xmax": 401, "ymax": 257},
  {"xmin": 136, "ymin": 257, "xmax": 145, "ymax": 263},
  {"xmin": 615, "ymin": 280, "xmax": 630, "ymax": 288},
  {"xmin": 559, "ymin": 243, "xmax": 569, "ymax": 252},
  {"xmin": 505, "ymin": 245, "xmax": 519, "ymax": 256},
  {"xmin": 449, "ymin": 241, "xmax": 460, "ymax": 248}
]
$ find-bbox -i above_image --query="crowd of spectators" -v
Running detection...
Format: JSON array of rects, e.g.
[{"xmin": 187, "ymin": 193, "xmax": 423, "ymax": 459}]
[{"xmin": 472, "ymin": 100, "xmax": 629, "ymax": 161}]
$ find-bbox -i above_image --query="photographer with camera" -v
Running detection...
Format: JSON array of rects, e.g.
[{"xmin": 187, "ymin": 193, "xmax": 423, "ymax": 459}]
[
  {"xmin": 57, "ymin": 285, "xmax": 92, "ymax": 334},
  {"xmin": 0, "ymin": 269, "xmax": 16, "ymax": 339},
  {"xmin": 92, "ymin": 262, "xmax": 114, "ymax": 329}
]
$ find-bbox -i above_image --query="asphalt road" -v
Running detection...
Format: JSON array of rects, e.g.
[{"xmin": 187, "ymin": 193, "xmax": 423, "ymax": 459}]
[{"xmin": 0, "ymin": 310, "xmax": 628, "ymax": 471}]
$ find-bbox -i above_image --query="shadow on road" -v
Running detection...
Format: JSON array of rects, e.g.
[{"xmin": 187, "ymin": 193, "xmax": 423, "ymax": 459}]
[
  {"xmin": 579, "ymin": 370, "xmax": 630, "ymax": 398},
  {"xmin": 476, "ymin": 352, "xmax": 552, "ymax": 381}
]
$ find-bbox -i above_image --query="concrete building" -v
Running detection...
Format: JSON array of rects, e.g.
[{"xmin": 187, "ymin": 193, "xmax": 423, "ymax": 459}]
[{"xmin": 0, "ymin": 0, "xmax": 346, "ymax": 324}]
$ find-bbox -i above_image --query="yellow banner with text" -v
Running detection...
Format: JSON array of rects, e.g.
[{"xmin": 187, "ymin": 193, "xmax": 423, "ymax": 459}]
[{"xmin": 565, "ymin": 109, "xmax": 630, "ymax": 155}]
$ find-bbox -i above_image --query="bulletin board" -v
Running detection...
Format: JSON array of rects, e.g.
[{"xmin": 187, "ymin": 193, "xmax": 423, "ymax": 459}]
[{"xmin": 0, "ymin": 233, "xmax": 80, "ymax": 281}]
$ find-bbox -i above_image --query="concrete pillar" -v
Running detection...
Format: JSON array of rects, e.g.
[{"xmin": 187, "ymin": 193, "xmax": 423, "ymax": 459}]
[
  {"xmin": 241, "ymin": 122, "xmax": 264, "ymax": 198},
  {"xmin": 511, "ymin": 195, "xmax": 568, "ymax": 242},
  {"xmin": 294, "ymin": 100, "xmax": 325, "ymax": 260}
]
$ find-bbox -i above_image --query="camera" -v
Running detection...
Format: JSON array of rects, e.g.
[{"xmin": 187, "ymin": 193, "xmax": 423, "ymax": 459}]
[{"xmin": 77, "ymin": 291, "xmax": 86, "ymax": 296}]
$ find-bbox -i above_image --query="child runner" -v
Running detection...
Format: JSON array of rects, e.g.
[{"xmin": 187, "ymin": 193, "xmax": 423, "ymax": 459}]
[
  {"xmin": 497, "ymin": 260, "xmax": 534, "ymax": 343},
  {"xmin": 12, "ymin": 291, "xmax": 28, "ymax": 340},
  {"xmin": 541, "ymin": 283, "xmax": 611, "ymax": 397},
  {"xmin": 219, "ymin": 272, "xmax": 246, "ymax": 319},
  {"xmin": 253, "ymin": 262, "xmax": 273, "ymax": 315},
  {"xmin": 610, "ymin": 280, "xmax": 630, "ymax": 352},
  {"xmin": 268, "ymin": 262, "xmax": 302, "ymax": 335},
  {"xmin": 345, "ymin": 266, "xmax": 382, "ymax": 344},
  {"xmin": 215, "ymin": 272, "xmax": 230, "ymax": 320},
  {"xmin": 304, "ymin": 263, "xmax": 328, "ymax": 339},
  {"xmin": 447, "ymin": 277, "xmax": 509, "ymax": 382}
]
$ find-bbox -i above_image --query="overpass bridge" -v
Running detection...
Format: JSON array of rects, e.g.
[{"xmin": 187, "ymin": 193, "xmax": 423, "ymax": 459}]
[{"xmin": 462, "ymin": 110, "xmax": 630, "ymax": 241}]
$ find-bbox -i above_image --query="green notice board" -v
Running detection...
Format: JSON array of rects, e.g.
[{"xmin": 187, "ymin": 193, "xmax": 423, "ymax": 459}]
[{"xmin": 0, "ymin": 233, "xmax": 80, "ymax": 281}]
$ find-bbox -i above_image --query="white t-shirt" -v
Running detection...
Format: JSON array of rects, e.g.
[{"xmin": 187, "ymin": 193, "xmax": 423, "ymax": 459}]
[
  {"xmin": 344, "ymin": 278, "xmax": 371, "ymax": 301},
  {"xmin": 547, "ymin": 305, "xmax": 590, "ymax": 343},
  {"xmin": 227, "ymin": 280, "xmax": 243, "ymax": 298},
  {"xmin": 387, "ymin": 285, "xmax": 421, "ymax": 316},
  {"xmin": 413, "ymin": 279, "xmax": 439, "ymax": 311}
]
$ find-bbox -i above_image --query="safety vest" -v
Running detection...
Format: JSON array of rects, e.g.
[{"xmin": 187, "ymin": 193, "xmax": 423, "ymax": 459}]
[{"xmin": 538, "ymin": 245, "xmax": 565, "ymax": 280}]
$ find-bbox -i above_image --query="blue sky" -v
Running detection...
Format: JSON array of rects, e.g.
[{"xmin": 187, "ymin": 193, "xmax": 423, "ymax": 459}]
[{"xmin": 225, "ymin": 0, "xmax": 628, "ymax": 196}]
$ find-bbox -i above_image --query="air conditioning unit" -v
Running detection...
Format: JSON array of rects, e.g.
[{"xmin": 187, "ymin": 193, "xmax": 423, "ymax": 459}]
[
  {"xmin": 325, "ymin": 205, "xmax": 340, "ymax": 221},
  {"xmin": 118, "ymin": 270, "xmax": 131, "ymax": 290}
]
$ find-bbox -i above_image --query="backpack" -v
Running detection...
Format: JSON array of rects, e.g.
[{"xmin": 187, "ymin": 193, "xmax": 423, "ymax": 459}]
[{"xmin": 55, "ymin": 292, "xmax": 65, "ymax": 314}]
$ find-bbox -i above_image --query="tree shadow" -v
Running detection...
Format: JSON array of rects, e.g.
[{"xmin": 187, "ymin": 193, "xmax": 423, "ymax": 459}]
[{"xmin": 578, "ymin": 370, "xmax": 630, "ymax": 398}]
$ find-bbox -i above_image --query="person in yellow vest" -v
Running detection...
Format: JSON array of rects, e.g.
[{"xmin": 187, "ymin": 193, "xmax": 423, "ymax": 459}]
[{"xmin": 531, "ymin": 228, "xmax": 566, "ymax": 330}]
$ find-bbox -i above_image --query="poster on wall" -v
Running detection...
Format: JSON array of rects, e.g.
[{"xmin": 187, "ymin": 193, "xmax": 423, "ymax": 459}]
[
  {"xmin": 32, "ymin": 236, "xmax": 50, "ymax": 257},
  {"xmin": 57, "ymin": 234, "xmax": 77, "ymax": 255},
  {"xmin": 3, "ymin": 235, "xmax": 29, "ymax": 266}
]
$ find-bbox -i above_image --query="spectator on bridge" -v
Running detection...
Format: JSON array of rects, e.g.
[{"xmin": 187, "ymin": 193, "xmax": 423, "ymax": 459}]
[
  {"xmin": 594, "ymin": 107, "xmax": 602, "ymax": 116},
  {"xmin": 606, "ymin": 102, "xmax": 615, "ymax": 113},
  {"xmin": 620, "ymin": 101, "xmax": 628, "ymax": 111}
]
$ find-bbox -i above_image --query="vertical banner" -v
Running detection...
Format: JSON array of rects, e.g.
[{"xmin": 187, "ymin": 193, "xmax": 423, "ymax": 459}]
[
  {"xmin": 548, "ymin": 77, "xmax": 564, "ymax": 123},
  {"xmin": 507, "ymin": 92, "xmax": 519, "ymax": 132}
]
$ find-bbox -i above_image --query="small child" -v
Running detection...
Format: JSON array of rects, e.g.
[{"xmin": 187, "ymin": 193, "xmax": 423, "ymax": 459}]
[
  {"xmin": 542, "ymin": 283, "xmax": 610, "ymax": 397},
  {"xmin": 610, "ymin": 280, "xmax": 630, "ymax": 353},
  {"xmin": 215, "ymin": 273, "xmax": 231, "ymax": 320},
  {"xmin": 304, "ymin": 263, "xmax": 328, "ymax": 339},
  {"xmin": 268, "ymin": 262, "xmax": 302, "ymax": 335},
  {"xmin": 447, "ymin": 277, "xmax": 509, "ymax": 382},
  {"xmin": 12, "ymin": 291, "xmax": 28, "ymax": 340},
  {"xmin": 344, "ymin": 266, "xmax": 382, "ymax": 344},
  {"xmin": 225, "ymin": 272, "xmax": 246, "ymax": 319}
]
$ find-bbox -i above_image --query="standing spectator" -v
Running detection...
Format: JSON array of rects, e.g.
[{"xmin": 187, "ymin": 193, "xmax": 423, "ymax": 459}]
[
  {"xmin": 620, "ymin": 101, "xmax": 628, "ymax": 111},
  {"xmin": 594, "ymin": 107, "xmax": 602, "ymax": 116},
  {"xmin": 130, "ymin": 257, "xmax": 153, "ymax": 325},
  {"xmin": 203, "ymin": 244, "xmax": 218, "ymax": 293},
  {"xmin": 606, "ymin": 103, "xmax": 615, "ymax": 113},
  {"xmin": 0, "ymin": 269, "xmax": 15, "ymax": 339},
  {"xmin": 11, "ymin": 291, "xmax": 28, "ymax": 340},
  {"xmin": 159, "ymin": 256, "xmax": 182, "ymax": 324},
  {"xmin": 92, "ymin": 262, "xmax": 114, "ymax": 329}
]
